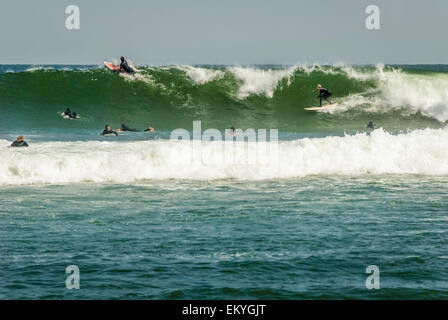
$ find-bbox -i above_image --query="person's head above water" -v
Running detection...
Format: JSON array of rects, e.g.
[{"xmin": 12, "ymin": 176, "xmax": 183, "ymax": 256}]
[
  {"xmin": 317, "ymin": 84, "xmax": 322, "ymax": 89},
  {"xmin": 17, "ymin": 135, "xmax": 24, "ymax": 141},
  {"xmin": 121, "ymin": 56, "xmax": 125, "ymax": 62},
  {"xmin": 105, "ymin": 124, "xmax": 111, "ymax": 130},
  {"xmin": 231, "ymin": 127, "xmax": 235, "ymax": 131},
  {"xmin": 66, "ymin": 107, "xmax": 71, "ymax": 112}
]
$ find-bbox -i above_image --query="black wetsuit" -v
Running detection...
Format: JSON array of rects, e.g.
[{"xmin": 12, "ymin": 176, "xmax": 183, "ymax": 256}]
[
  {"xmin": 121, "ymin": 124, "xmax": 139, "ymax": 132},
  {"xmin": 317, "ymin": 88, "xmax": 332, "ymax": 106},
  {"xmin": 120, "ymin": 60, "xmax": 134, "ymax": 74},
  {"xmin": 11, "ymin": 140, "xmax": 29, "ymax": 147},
  {"xmin": 64, "ymin": 110, "xmax": 78, "ymax": 119},
  {"xmin": 102, "ymin": 129, "xmax": 118, "ymax": 136},
  {"xmin": 143, "ymin": 128, "xmax": 154, "ymax": 132},
  {"xmin": 367, "ymin": 121, "xmax": 375, "ymax": 129}
]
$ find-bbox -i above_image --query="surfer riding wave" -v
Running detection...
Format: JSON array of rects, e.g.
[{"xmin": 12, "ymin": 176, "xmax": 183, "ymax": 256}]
[
  {"xmin": 317, "ymin": 84, "xmax": 332, "ymax": 106},
  {"xmin": 119, "ymin": 56, "xmax": 134, "ymax": 74}
]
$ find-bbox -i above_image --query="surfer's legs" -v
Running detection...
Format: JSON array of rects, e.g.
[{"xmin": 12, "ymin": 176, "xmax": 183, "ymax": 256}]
[
  {"xmin": 320, "ymin": 96, "xmax": 330, "ymax": 106},
  {"xmin": 321, "ymin": 93, "xmax": 332, "ymax": 106}
]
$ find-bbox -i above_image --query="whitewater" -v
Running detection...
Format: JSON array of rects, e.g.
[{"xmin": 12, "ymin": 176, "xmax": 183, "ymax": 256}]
[{"xmin": 1, "ymin": 127, "xmax": 447, "ymax": 185}]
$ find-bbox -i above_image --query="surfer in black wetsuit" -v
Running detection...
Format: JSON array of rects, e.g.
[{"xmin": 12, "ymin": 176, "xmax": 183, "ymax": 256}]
[
  {"xmin": 367, "ymin": 121, "xmax": 375, "ymax": 129},
  {"xmin": 10, "ymin": 136, "xmax": 29, "ymax": 147},
  {"xmin": 64, "ymin": 108, "xmax": 78, "ymax": 119},
  {"xmin": 101, "ymin": 125, "xmax": 118, "ymax": 136},
  {"xmin": 317, "ymin": 84, "xmax": 333, "ymax": 106},
  {"xmin": 144, "ymin": 127, "xmax": 155, "ymax": 132},
  {"xmin": 118, "ymin": 123, "xmax": 139, "ymax": 132},
  {"xmin": 120, "ymin": 57, "xmax": 134, "ymax": 74}
]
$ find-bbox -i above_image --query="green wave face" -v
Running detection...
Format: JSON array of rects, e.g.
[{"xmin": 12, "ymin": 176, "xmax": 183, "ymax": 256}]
[{"xmin": 1, "ymin": 65, "xmax": 447, "ymax": 133}]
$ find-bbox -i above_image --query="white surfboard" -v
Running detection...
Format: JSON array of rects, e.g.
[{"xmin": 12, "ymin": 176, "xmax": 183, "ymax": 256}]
[{"xmin": 304, "ymin": 103, "xmax": 338, "ymax": 111}]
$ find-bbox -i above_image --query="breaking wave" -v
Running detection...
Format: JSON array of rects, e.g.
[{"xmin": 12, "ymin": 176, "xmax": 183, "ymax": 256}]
[
  {"xmin": 1, "ymin": 64, "xmax": 448, "ymax": 133},
  {"xmin": 1, "ymin": 127, "xmax": 448, "ymax": 185}
]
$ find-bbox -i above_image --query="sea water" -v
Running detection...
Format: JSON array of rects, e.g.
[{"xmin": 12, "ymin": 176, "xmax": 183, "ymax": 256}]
[{"xmin": 0, "ymin": 64, "xmax": 447, "ymax": 299}]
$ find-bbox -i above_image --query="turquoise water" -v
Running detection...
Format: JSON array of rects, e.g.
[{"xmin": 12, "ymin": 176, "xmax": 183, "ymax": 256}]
[
  {"xmin": 1, "ymin": 177, "xmax": 447, "ymax": 299},
  {"xmin": 1, "ymin": 64, "xmax": 448, "ymax": 299}
]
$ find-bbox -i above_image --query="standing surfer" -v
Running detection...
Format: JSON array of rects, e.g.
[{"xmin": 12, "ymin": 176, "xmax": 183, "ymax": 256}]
[{"xmin": 316, "ymin": 84, "xmax": 333, "ymax": 106}]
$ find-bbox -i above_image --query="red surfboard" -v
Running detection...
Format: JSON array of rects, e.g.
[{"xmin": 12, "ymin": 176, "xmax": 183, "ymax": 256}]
[{"xmin": 104, "ymin": 61, "xmax": 120, "ymax": 72}]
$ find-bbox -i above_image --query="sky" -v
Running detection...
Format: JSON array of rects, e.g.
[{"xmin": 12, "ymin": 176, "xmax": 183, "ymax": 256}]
[{"xmin": 0, "ymin": 0, "xmax": 447, "ymax": 65}]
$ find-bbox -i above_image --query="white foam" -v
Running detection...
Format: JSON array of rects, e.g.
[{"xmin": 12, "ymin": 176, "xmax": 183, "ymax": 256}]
[
  {"xmin": 178, "ymin": 65, "xmax": 224, "ymax": 85},
  {"xmin": 25, "ymin": 66, "xmax": 54, "ymax": 72},
  {"xmin": 375, "ymin": 68, "xmax": 448, "ymax": 122},
  {"xmin": 1, "ymin": 127, "xmax": 448, "ymax": 185},
  {"xmin": 331, "ymin": 64, "xmax": 448, "ymax": 122},
  {"xmin": 228, "ymin": 66, "xmax": 297, "ymax": 99}
]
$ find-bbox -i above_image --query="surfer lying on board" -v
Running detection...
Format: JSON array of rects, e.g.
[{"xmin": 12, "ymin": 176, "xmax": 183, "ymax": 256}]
[
  {"xmin": 317, "ymin": 84, "xmax": 332, "ymax": 106},
  {"xmin": 64, "ymin": 108, "xmax": 78, "ymax": 119},
  {"xmin": 117, "ymin": 123, "xmax": 139, "ymax": 132},
  {"xmin": 144, "ymin": 127, "xmax": 155, "ymax": 132},
  {"xmin": 101, "ymin": 125, "xmax": 118, "ymax": 136},
  {"xmin": 10, "ymin": 135, "xmax": 29, "ymax": 147},
  {"xmin": 120, "ymin": 56, "xmax": 134, "ymax": 74}
]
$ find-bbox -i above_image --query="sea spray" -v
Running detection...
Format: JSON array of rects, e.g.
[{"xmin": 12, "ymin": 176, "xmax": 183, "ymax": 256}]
[{"xmin": 1, "ymin": 127, "xmax": 448, "ymax": 185}]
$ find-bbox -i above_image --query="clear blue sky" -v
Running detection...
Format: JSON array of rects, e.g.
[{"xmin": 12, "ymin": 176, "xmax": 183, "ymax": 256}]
[{"xmin": 0, "ymin": 0, "xmax": 446, "ymax": 65}]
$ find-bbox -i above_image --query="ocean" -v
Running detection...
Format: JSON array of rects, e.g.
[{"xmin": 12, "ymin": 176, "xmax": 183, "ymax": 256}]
[{"xmin": 0, "ymin": 64, "xmax": 447, "ymax": 299}]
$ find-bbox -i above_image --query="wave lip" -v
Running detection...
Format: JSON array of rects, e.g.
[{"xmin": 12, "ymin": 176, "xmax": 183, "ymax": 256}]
[
  {"xmin": 177, "ymin": 65, "xmax": 224, "ymax": 85},
  {"xmin": 1, "ymin": 127, "xmax": 448, "ymax": 185},
  {"xmin": 228, "ymin": 66, "xmax": 297, "ymax": 99}
]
